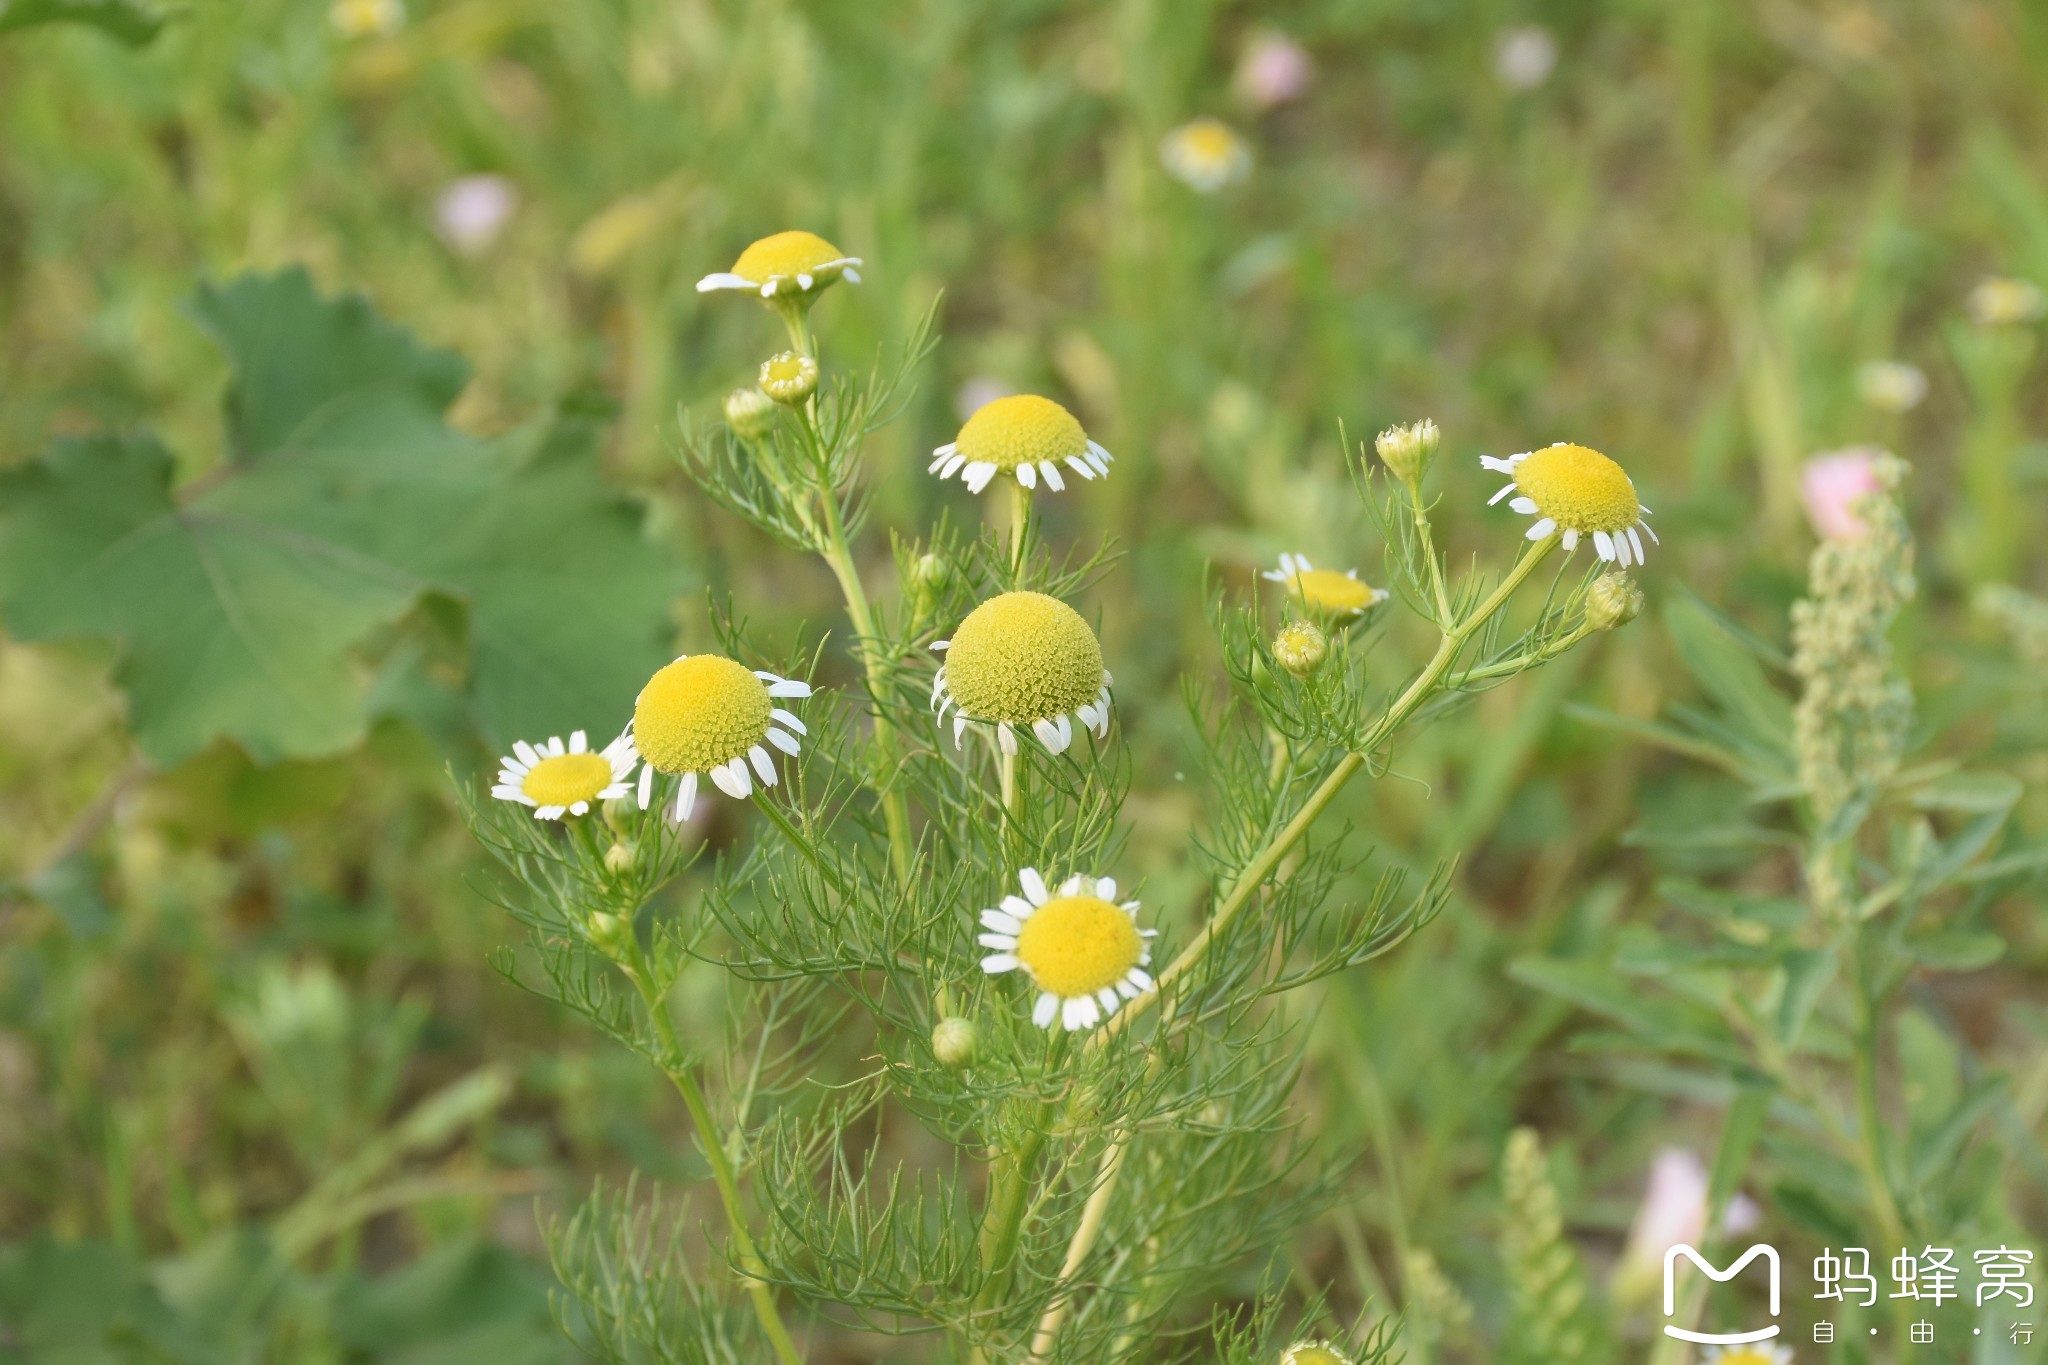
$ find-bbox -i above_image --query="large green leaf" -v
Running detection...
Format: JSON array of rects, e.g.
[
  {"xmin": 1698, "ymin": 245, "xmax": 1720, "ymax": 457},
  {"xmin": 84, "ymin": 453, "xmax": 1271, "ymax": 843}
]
[
  {"xmin": 0, "ymin": 0, "xmax": 163, "ymax": 45},
  {"xmin": 0, "ymin": 269, "xmax": 679, "ymax": 765}
]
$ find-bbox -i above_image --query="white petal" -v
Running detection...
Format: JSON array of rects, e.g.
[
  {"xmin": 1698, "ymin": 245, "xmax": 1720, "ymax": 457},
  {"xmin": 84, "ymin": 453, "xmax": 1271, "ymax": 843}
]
[
  {"xmin": 982, "ymin": 952, "xmax": 1019, "ymax": 973},
  {"xmin": 546, "ymin": 736, "xmax": 566, "ymax": 757},
  {"xmin": 1033, "ymin": 717, "xmax": 1064, "ymax": 753},
  {"xmin": 930, "ymin": 639, "xmax": 950, "ymax": 652},
  {"xmin": 1020, "ymin": 868, "xmax": 1049, "ymax": 904},
  {"xmin": 1593, "ymin": 530, "xmax": 1615, "ymax": 561},
  {"xmin": 796, "ymin": 272, "xmax": 813, "ymax": 290},
  {"xmin": 1641, "ymin": 519, "xmax": 1660, "ymax": 545},
  {"xmin": 749, "ymin": 745, "xmax": 777, "ymax": 787},
  {"xmin": 1116, "ymin": 979, "xmax": 1141, "ymax": 1000},
  {"xmin": 537, "ymin": 806, "xmax": 564, "ymax": 820},
  {"xmin": 1066, "ymin": 456, "xmax": 1096, "ymax": 480},
  {"xmin": 767, "ymin": 680, "xmax": 811, "ymax": 698},
  {"xmin": 1616, "ymin": 531, "xmax": 1634, "ymax": 568},
  {"xmin": 1059, "ymin": 875, "xmax": 1086, "ymax": 896},
  {"xmin": 570, "ymin": 730, "xmax": 588, "ymax": 752},
  {"xmin": 1128, "ymin": 968, "xmax": 1154, "ymax": 991},
  {"xmin": 1097, "ymin": 877, "xmax": 1117, "ymax": 899},
  {"xmin": 981, "ymin": 908, "xmax": 1022, "ymax": 934},
  {"xmin": 759, "ymin": 281, "xmax": 776, "ymax": 297},
  {"xmin": 1033, "ymin": 992, "xmax": 1059, "ymax": 1028},
  {"xmin": 1561, "ymin": 527, "xmax": 1579, "ymax": 551},
  {"xmin": 696, "ymin": 272, "xmax": 753, "ymax": 292},
  {"xmin": 997, "ymin": 722, "xmax": 1017, "ymax": 756},
  {"xmin": 569, "ymin": 801, "xmax": 589, "ymax": 815},
  {"xmin": 767, "ymin": 728, "xmax": 801, "ymax": 756},
  {"xmin": 1629, "ymin": 527, "xmax": 1647, "ymax": 561},
  {"xmin": 978, "ymin": 932, "xmax": 1018, "ymax": 949},
  {"xmin": 1016, "ymin": 461, "xmax": 1036, "ymax": 489},
  {"xmin": 1056, "ymin": 714, "xmax": 1073, "ymax": 750},
  {"xmin": 679, "ymin": 771, "xmax": 698, "ymax": 821},
  {"xmin": 941, "ymin": 453, "xmax": 967, "ymax": 478},
  {"xmin": 954, "ymin": 715, "xmax": 969, "ymax": 749},
  {"xmin": 1075, "ymin": 996, "xmax": 1102, "ymax": 1030},
  {"xmin": 933, "ymin": 442, "xmax": 958, "ymax": 458},
  {"xmin": 1509, "ymin": 496, "xmax": 1538, "ymax": 514},
  {"xmin": 1097, "ymin": 988, "xmax": 1121, "ymax": 1014},
  {"xmin": 1040, "ymin": 461, "xmax": 1064, "ymax": 491},
  {"xmin": 514, "ymin": 740, "xmax": 541, "ymax": 767},
  {"xmin": 963, "ymin": 462, "xmax": 998, "ymax": 493},
  {"xmin": 1076, "ymin": 703, "xmax": 1100, "ymax": 731},
  {"xmin": 1062, "ymin": 997, "xmax": 1090, "ymax": 1031},
  {"xmin": 1001, "ymin": 895, "xmax": 1034, "ymax": 919},
  {"xmin": 636, "ymin": 764, "xmax": 654, "ymax": 809},
  {"xmin": 841, "ymin": 267, "xmax": 861, "ymax": 284},
  {"xmin": 1087, "ymin": 439, "xmax": 1114, "ymax": 466},
  {"xmin": 710, "ymin": 762, "xmax": 748, "ymax": 798},
  {"xmin": 1479, "ymin": 454, "xmax": 1517, "ymax": 473}
]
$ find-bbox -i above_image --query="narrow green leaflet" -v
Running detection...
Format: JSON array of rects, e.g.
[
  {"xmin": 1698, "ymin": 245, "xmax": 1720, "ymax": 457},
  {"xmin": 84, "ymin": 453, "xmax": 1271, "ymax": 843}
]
[
  {"xmin": 0, "ymin": 270, "xmax": 680, "ymax": 765},
  {"xmin": 0, "ymin": 0, "xmax": 163, "ymax": 45}
]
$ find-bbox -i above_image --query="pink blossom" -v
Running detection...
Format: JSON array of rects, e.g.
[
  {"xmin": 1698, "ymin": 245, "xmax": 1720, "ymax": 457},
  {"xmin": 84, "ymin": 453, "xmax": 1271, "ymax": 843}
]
[
  {"xmin": 1234, "ymin": 33, "xmax": 1313, "ymax": 111},
  {"xmin": 435, "ymin": 175, "xmax": 519, "ymax": 255},
  {"xmin": 1801, "ymin": 447, "xmax": 1886, "ymax": 541}
]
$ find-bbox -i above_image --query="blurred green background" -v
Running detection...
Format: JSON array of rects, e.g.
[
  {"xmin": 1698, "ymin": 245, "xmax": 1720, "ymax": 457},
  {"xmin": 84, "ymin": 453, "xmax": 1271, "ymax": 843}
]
[{"xmin": 2, "ymin": 0, "xmax": 2046, "ymax": 1359}]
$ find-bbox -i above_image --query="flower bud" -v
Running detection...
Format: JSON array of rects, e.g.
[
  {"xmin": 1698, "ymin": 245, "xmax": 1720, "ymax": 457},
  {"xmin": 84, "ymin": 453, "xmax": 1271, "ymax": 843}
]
[
  {"xmin": 1374, "ymin": 418, "xmax": 1439, "ymax": 486},
  {"xmin": 931, "ymin": 1016, "xmax": 978, "ymax": 1069},
  {"xmin": 586, "ymin": 910, "xmax": 633, "ymax": 957},
  {"xmin": 1272, "ymin": 620, "xmax": 1329, "ymax": 679},
  {"xmin": 1280, "ymin": 1342, "xmax": 1356, "ymax": 1365},
  {"xmin": 1585, "ymin": 573, "xmax": 1644, "ymax": 631},
  {"xmin": 603, "ymin": 842, "xmax": 636, "ymax": 875},
  {"xmin": 723, "ymin": 386, "xmax": 777, "ymax": 440},
  {"xmin": 758, "ymin": 351, "xmax": 819, "ymax": 405}
]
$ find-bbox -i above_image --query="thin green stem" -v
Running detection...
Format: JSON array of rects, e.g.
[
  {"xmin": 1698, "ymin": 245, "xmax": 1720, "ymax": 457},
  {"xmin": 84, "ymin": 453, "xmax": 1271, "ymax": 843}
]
[
  {"xmin": 1008, "ymin": 478, "xmax": 1033, "ymax": 584},
  {"xmin": 623, "ymin": 944, "xmax": 802, "ymax": 1365}
]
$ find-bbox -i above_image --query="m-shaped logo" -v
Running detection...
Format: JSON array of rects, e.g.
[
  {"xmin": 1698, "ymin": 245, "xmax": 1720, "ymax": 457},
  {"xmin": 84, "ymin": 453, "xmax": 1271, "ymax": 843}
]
[{"xmin": 1664, "ymin": 1244, "xmax": 1781, "ymax": 1344}]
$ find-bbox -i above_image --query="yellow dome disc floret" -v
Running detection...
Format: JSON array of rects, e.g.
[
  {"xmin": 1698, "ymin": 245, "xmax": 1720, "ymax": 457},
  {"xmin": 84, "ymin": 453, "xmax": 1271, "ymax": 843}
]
[
  {"xmin": 929, "ymin": 394, "xmax": 1114, "ymax": 494},
  {"xmin": 931, "ymin": 591, "xmax": 1113, "ymax": 756},
  {"xmin": 1482, "ymin": 441, "xmax": 1658, "ymax": 567},
  {"xmin": 635, "ymin": 655, "xmax": 771, "ymax": 774},
  {"xmin": 521, "ymin": 753, "xmax": 614, "ymax": 808},
  {"xmin": 696, "ymin": 229, "xmax": 863, "ymax": 299},
  {"xmin": 629, "ymin": 655, "xmax": 813, "ymax": 818},
  {"xmin": 1262, "ymin": 554, "xmax": 1389, "ymax": 622}
]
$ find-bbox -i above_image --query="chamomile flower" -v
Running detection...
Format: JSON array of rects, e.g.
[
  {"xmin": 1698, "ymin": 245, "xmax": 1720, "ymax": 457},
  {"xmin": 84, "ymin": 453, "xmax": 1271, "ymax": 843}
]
[
  {"xmin": 1481, "ymin": 442, "xmax": 1658, "ymax": 567},
  {"xmin": 930, "ymin": 592, "xmax": 1113, "ymax": 757},
  {"xmin": 492, "ymin": 730, "xmax": 637, "ymax": 820},
  {"xmin": 978, "ymin": 868, "xmax": 1157, "ymax": 1032},
  {"xmin": 696, "ymin": 230, "xmax": 862, "ymax": 300},
  {"xmin": 629, "ymin": 655, "xmax": 812, "ymax": 820},
  {"xmin": 330, "ymin": 0, "xmax": 402, "ymax": 36},
  {"xmin": 1280, "ymin": 1343, "xmax": 1357, "ymax": 1365},
  {"xmin": 1160, "ymin": 117, "xmax": 1253, "ymax": 192},
  {"xmin": 1700, "ymin": 1346, "xmax": 1791, "ymax": 1365},
  {"xmin": 929, "ymin": 394, "xmax": 1113, "ymax": 494},
  {"xmin": 1262, "ymin": 554, "xmax": 1390, "ymax": 622}
]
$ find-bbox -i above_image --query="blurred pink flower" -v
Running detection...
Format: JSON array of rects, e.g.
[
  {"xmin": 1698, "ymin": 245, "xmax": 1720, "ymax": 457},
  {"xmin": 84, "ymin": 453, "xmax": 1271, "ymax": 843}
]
[
  {"xmin": 435, "ymin": 175, "xmax": 519, "ymax": 255},
  {"xmin": 1802, "ymin": 448, "xmax": 1887, "ymax": 541},
  {"xmin": 1234, "ymin": 32, "xmax": 1313, "ymax": 110}
]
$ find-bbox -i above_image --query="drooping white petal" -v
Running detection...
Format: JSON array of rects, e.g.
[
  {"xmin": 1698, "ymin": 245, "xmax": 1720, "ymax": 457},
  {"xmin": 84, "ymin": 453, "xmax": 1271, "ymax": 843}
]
[
  {"xmin": 1628, "ymin": 527, "xmax": 1646, "ymax": 562},
  {"xmin": 1097, "ymin": 988, "xmax": 1121, "ymax": 1014},
  {"xmin": 1116, "ymin": 979, "xmax": 1141, "ymax": 1000},
  {"xmin": 795, "ymin": 272, "xmax": 813, "ymax": 290},
  {"xmin": 941, "ymin": 453, "xmax": 967, "ymax": 478},
  {"xmin": 1561, "ymin": 527, "xmax": 1579, "ymax": 551},
  {"xmin": 1019, "ymin": 868, "xmax": 1049, "ymax": 905},
  {"xmin": 930, "ymin": 640, "xmax": 950, "ymax": 652},
  {"xmin": 996, "ymin": 722, "xmax": 1018, "ymax": 756},
  {"xmin": 537, "ymin": 805, "xmax": 565, "ymax": 820},
  {"xmin": 963, "ymin": 462, "xmax": 998, "ymax": 493},
  {"xmin": 1087, "ymin": 439, "xmax": 1114, "ymax": 467},
  {"xmin": 766, "ymin": 679, "xmax": 812, "ymax": 698},
  {"xmin": 1016, "ymin": 461, "xmax": 1036, "ymax": 489},
  {"xmin": 679, "ymin": 771, "xmax": 698, "ymax": 821},
  {"xmin": 1040, "ymin": 461, "xmax": 1064, "ymax": 491},
  {"xmin": 1526, "ymin": 517, "xmax": 1557, "ymax": 540},
  {"xmin": 636, "ymin": 764, "xmax": 655, "ymax": 809},
  {"xmin": 1033, "ymin": 718, "xmax": 1064, "ymax": 753},
  {"xmin": 710, "ymin": 761, "xmax": 749, "ymax": 798},
  {"xmin": 954, "ymin": 715, "xmax": 969, "ymax": 748},
  {"xmin": 1055, "ymin": 714, "xmax": 1072, "ymax": 751},
  {"xmin": 1033, "ymin": 992, "xmax": 1060, "ymax": 1028},
  {"xmin": 696, "ymin": 272, "xmax": 753, "ymax": 292},
  {"xmin": 1066, "ymin": 455, "xmax": 1096, "ymax": 480},
  {"xmin": 1062, "ymin": 997, "xmax": 1090, "ymax": 1031},
  {"xmin": 1128, "ymin": 968, "xmax": 1154, "ymax": 992},
  {"xmin": 748, "ymin": 745, "xmax": 778, "ymax": 787},
  {"xmin": 1593, "ymin": 530, "xmax": 1615, "ymax": 561},
  {"xmin": 766, "ymin": 728, "xmax": 802, "ymax": 756}
]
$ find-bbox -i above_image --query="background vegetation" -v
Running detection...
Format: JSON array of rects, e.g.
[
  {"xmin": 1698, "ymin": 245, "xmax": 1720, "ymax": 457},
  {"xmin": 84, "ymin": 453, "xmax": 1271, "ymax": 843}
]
[{"xmin": 2, "ymin": 0, "xmax": 2046, "ymax": 1359}]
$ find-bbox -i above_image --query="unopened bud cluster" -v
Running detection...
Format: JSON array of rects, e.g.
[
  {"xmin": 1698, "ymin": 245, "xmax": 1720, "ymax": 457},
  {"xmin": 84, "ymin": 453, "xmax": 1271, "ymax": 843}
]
[
  {"xmin": 759, "ymin": 350, "xmax": 820, "ymax": 405},
  {"xmin": 1375, "ymin": 418, "xmax": 1439, "ymax": 486},
  {"xmin": 1271, "ymin": 620, "xmax": 1329, "ymax": 679},
  {"xmin": 931, "ymin": 1016, "xmax": 978, "ymax": 1069},
  {"xmin": 1585, "ymin": 573, "xmax": 1643, "ymax": 631}
]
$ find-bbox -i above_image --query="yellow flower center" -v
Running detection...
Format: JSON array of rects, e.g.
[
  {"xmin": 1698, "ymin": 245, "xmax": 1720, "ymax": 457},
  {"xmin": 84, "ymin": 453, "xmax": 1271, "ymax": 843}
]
[
  {"xmin": 520, "ymin": 752, "xmax": 614, "ymax": 808},
  {"xmin": 1707, "ymin": 1351, "xmax": 1775, "ymax": 1365},
  {"xmin": 633, "ymin": 656, "xmax": 771, "ymax": 774},
  {"xmin": 1512, "ymin": 444, "xmax": 1640, "ymax": 533},
  {"xmin": 1287, "ymin": 569, "xmax": 1378, "ymax": 617},
  {"xmin": 729, "ymin": 230, "xmax": 850, "ymax": 285},
  {"xmin": 1014, "ymin": 895, "xmax": 1143, "ymax": 998},
  {"xmin": 1176, "ymin": 118, "xmax": 1240, "ymax": 163},
  {"xmin": 944, "ymin": 591, "xmax": 1104, "ymax": 724},
  {"xmin": 955, "ymin": 395, "xmax": 1089, "ymax": 472},
  {"xmin": 1281, "ymin": 1346, "xmax": 1354, "ymax": 1365}
]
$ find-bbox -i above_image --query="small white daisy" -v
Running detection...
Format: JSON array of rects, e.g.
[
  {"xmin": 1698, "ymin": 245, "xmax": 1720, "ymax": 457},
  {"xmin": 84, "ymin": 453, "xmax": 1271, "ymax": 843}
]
[
  {"xmin": 628, "ymin": 655, "xmax": 812, "ymax": 821},
  {"xmin": 978, "ymin": 868, "xmax": 1157, "ymax": 1032},
  {"xmin": 696, "ymin": 230, "xmax": 862, "ymax": 300},
  {"xmin": 1159, "ymin": 117, "xmax": 1253, "ymax": 192},
  {"xmin": 1261, "ymin": 553, "xmax": 1391, "ymax": 621},
  {"xmin": 492, "ymin": 729, "xmax": 637, "ymax": 820},
  {"xmin": 1700, "ymin": 1345, "xmax": 1792, "ymax": 1365},
  {"xmin": 1480, "ymin": 442, "xmax": 1658, "ymax": 567},
  {"xmin": 931, "ymin": 592, "xmax": 1113, "ymax": 757},
  {"xmin": 929, "ymin": 394, "xmax": 1113, "ymax": 495}
]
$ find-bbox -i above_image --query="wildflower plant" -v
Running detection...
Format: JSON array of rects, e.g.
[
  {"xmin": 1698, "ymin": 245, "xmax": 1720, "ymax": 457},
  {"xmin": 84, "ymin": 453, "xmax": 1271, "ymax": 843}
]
[{"xmin": 463, "ymin": 233, "xmax": 1641, "ymax": 1360}]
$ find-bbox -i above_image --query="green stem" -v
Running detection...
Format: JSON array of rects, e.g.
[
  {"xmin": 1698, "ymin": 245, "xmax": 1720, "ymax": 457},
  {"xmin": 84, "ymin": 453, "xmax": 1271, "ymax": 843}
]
[
  {"xmin": 1008, "ymin": 478, "xmax": 1033, "ymax": 584},
  {"xmin": 624, "ymin": 944, "xmax": 802, "ymax": 1365}
]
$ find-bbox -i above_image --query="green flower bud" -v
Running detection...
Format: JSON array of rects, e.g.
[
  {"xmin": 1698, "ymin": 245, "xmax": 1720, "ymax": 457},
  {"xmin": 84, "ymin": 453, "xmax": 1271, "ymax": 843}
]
[
  {"xmin": 931, "ymin": 1016, "xmax": 978, "ymax": 1069},
  {"xmin": 758, "ymin": 351, "xmax": 819, "ymax": 405},
  {"xmin": 586, "ymin": 910, "xmax": 634, "ymax": 958},
  {"xmin": 723, "ymin": 386, "xmax": 777, "ymax": 440},
  {"xmin": 603, "ymin": 842, "xmax": 636, "ymax": 875},
  {"xmin": 1272, "ymin": 620, "xmax": 1328, "ymax": 679},
  {"xmin": 1374, "ymin": 418, "xmax": 1439, "ymax": 486},
  {"xmin": 1585, "ymin": 572, "xmax": 1644, "ymax": 631}
]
